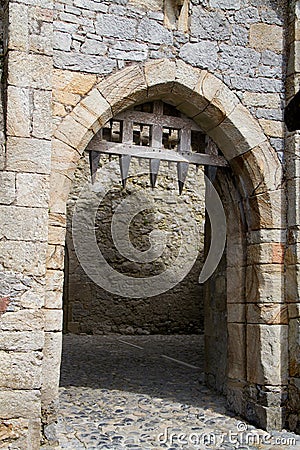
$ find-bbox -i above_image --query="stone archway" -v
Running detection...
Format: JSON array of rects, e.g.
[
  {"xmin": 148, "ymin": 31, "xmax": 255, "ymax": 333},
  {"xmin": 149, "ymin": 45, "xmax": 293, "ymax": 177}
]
[{"xmin": 45, "ymin": 59, "xmax": 286, "ymax": 432}]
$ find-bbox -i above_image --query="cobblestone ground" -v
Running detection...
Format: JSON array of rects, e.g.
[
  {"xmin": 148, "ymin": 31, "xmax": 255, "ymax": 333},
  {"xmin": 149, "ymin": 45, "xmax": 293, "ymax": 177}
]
[{"xmin": 58, "ymin": 335, "xmax": 299, "ymax": 449}]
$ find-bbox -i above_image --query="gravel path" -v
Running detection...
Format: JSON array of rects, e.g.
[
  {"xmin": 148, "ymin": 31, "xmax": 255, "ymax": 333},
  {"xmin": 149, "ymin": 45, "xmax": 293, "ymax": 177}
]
[{"xmin": 57, "ymin": 335, "xmax": 299, "ymax": 449}]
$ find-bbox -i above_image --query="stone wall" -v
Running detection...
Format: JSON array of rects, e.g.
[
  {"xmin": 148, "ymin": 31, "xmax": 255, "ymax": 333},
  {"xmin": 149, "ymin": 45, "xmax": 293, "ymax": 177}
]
[
  {"xmin": 64, "ymin": 152, "xmax": 206, "ymax": 335},
  {"xmin": 52, "ymin": 0, "xmax": 287, "ymax": 158}
]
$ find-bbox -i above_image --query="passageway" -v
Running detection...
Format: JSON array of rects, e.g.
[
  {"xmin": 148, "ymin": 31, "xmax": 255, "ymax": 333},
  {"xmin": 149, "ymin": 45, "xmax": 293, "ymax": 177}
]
[{"xmin": 58, "ymin": 335, "xmax": 299, "ymax": 449}]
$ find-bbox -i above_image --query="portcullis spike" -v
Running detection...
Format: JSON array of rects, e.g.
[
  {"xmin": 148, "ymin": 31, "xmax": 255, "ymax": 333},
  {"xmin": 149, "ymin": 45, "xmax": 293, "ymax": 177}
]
[
  {"xmin": 177, "ymin": 162, "xmax": 189, "ymax": 195},
  {"xmin": 149, "ymin": 158, "xmax": 160, "ymax": 189},
  {"xmin": 119, "ymin": 154, "xmax": 131, "ymax": 188},
  {"xmin": 89, "ymin": 151, "xmax": 101, "ymax": 184}
]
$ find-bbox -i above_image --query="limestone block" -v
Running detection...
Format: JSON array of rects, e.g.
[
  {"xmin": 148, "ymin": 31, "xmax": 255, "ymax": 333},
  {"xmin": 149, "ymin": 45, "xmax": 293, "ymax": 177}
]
[
  {"xmin": 48, "ymin": 224, "xmax": 66, "ymax": 245},
  {"xmin": 246, "ymin": 264, "xmax": 284, "ymax": 303},
  {"xmin": 0, "ymin": 241, "xmax": 47, "ymax": 276},
  {"xmin": 210, "ymin": 0, "xmax": 240, "ymax": 9},
  {"xmin": 219, "ymin": 43, "xmax": 260, "ymax": 77},
  {"xmin": 47, "ymin": 245, "xmax": 65, "ymax": 270},
  {"xmin": 73, "ymin": 89, "xmax": 111, "ymax": 130},
  {"xmin": 0, "ymin": 418, "xmax": 41, "ymax": 450},
  {"xmin": 41, "ymin": 332, "xmax": 62, "ymax": 408},
  {"xmin": 98, "ymin": 65, "xmax": 147, "ymax": 115},
  {"xmin": 258, "ymin": 119, "xmax": 283, "ymax": 138},
  {"xmin": 137, "ymin": 18, "xmax": 173, "ymax": 44},
  {"xmin": 32, "ymin": 90, "xmax": 52, "ymax": 139},
  {"xmin": 208, "ymin": 103, "xmax": 266, "ymax": 160},
  {"xmin": 18, "ymin": 280, "xmax": 45, "ymax": 309},
  {"xmin": 287, "ymin": 178, "xmax": 300, "ymax": 227},
  {"xmin": 53, "ymin": 31, "xmax": 71, "ymax": 51},
  {"xmin": 227, "ymin": 303, "xmax": 245, "ymax": 323},
  {"xmin": 16, "ymin": 173, "xmax": 49, "ymax": 208},
  {"xmin": 129, "ymin": 0, "xmax": 163, "ymax": 9},
  {"xmin": 45, "ymin": 269, "xmax": 64, "ymax": 292},
  {"xmin": 0, "ymin": 390, "xmax": 41, "ymax": 419},
  {"xmin": 247, "ymin": 229, "xmax": 286, "ymax": 245},
  {"xmin": 0, "ymin": 351, "xmax": 42, "ymax": 389},
  {"xmin": 247, "ymin": 324, "xmax": 288, "ymax": 385},
  {"xmin": 96, "ymin": 14, "xmax": 137, "ymax": 40},
  {"xmin": 289, "ymin": 319, "xmax": 300, "ymax": 377},
  {"xmin": 8, "ymin": 3, "xmax": 29, "ymax": 51},
  {"xmin": 53, "ymin": 90, "xmax": 81, "ymax": 107},
  {"xmin": 249, "ymin": 23, "xmax": 283, "ymax": 53},
  {"xmin": 227, "ymin": 265, "xmax": 246, "ymax": 303},
  {"xmin": 6, "ymin": 137, "xmax": 51, "ymax": 174},
  {"xmin": 246, "ymin": 190, "xmax": 285, "ymax": 230},
  {"xmin": 144, "ymin": 59, "xmax": 176, "ymax": 100},
  {"xmin": 194, "ymin": 83, "xmax": 240, "ymax": 131},
  {"xmin": 44, "ymin": 310, "xmax": 63, "ymax": 332},
  {"xmin": 52, "ymin": 69, "xmax": 96, "ymax": 95},
  {"xmin": 49, "ymin": 171, "xmax": 73, "ymax": 214},
  {"xmin": 45, "ymin": 291, "xmax": 63, "ymax": 309},
  {"xmin": 191, "ymin": 8, "xmax": 230, "ymax": 40},
  {"xmin": 230, "ymin": 141, "xmax": 282, "ymax": 198},
  {"xmin": 82, "ymin": 39, "xmax": 107, "ymax": 56},
  {"xmin": 6, "ymin": 86, "xmax": 30, "ymax": 137},
  {"xmin": 179, "ymin": 41, "xmax": 218, "ymax": 71},
  {"xmin": 246, "ymin": 304, "xmax": 288, "ymax": 325},
  {"xmin": 54, "ymin": 115, "xmax": 93, "ymax": 151},
  {"xmin": 247, "ymin": 243, "xmax": 284, "ymax": 265},
  {"xmin": 8, "ymin": 52, "xmax": 52, "ymax": 90},
  {"xmin": 286, "ymin": 264, "xmax": 300, "ymax": 303},
  {"xmin": 227, "ymin": 323, "xmax": 246, "ymax": 379},
  {"xmin": 0, "ymin": 310, "xmax": 43, "ymax": 332},
  {"xmin": 0, "ymin": 331, "xmax": 44, "ymax": 351},
  {"xmin": 0, "ymin": 172, "xmax": 16, "ymax": 205},
  {"xmin": 0, "ymin": 206, "xmax": 48, "ymax": 242},
  {"xmin": 288, "ymin": 303, "xmax": 300, "ymax": 319},
  {"xmin": 242, "ymin": 92, "xmax": 282, "ymax": 109}
]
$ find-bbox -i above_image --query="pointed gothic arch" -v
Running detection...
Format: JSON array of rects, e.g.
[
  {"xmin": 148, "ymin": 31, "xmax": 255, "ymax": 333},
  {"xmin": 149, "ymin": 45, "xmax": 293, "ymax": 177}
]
[{"xmin": 45, "ymin": 59, "xmax": 286, "ymax": 431}]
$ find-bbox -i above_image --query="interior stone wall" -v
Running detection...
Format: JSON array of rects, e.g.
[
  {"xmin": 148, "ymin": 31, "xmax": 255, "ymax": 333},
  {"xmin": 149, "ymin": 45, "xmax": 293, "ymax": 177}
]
[{"xmin": 64, "ymin": 152, "xmax": 206, "ymax": 335}]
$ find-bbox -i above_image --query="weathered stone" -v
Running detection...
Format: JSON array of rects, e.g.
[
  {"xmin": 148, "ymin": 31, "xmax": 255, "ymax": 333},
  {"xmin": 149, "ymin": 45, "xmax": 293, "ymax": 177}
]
[
  {"xmin": 8, "ymin": 52, "xmax": 52, "ymax": 90},
  {"xmin": 191, "ymin": 7, "xmax": 230, "ymax": 40},
  {"xmin": 47, "ymin": 245, "xmax": 65, "ymax": 270},
  {"xmin": 81, "ymin": 39, "xmax": 107, "ymax": 55},
  {"xmin": 246, "ymin": 264, "xmax": 284, "ymax": 304},
  {"xmin": 219, "ymin": 44, "xmax": 260, "ymax": 76},
  {"xmin": 137, "ymin": 18, "xmax": 173, "ymax": 44},
  {"xmin": 45, "ymin": 270, "xmax": 64, "ymax": 293},
  {"xmin": 0, "ymin": 206, "xmax": 48, "ymax": 242},
  {"xmin": 0, "ymin": 310, "xmax": 44, "ymax": 332},
  {"xmin": 209, "ymin": 0, "xmax": 240, "ymax": 9},
  {"xmin": 179, "ymin": 41, "xmax": 218, "ymax": 71},
  {"xmin": 8, "ymin": 3, "xmax": 29, "ymax": 51},
  {"xmin": 6, "ymin": 137, "xmax": 51, "ymax": 174},
  {"xmin": 53, "ymin": 31, "xmax": 71, "ymax": 51},
  {"xmin": 0, "ymin": 241, "xmax": 47, "ymax": 276},
  {"xmin": 259, "ymin": 119, "xmax": 283, "ymax": 138},
  {"xmin": 96, "ymin": 14, "xmax": 137, "ymax": 40},
  {"xmin": 6, "ymin": 86, "xmax": 30, "ymax": 137},
  {"xmin": 32, "ymin": 90, "xmax": 52, "ymax": 140},
  {"xmin": 289, "ymin": 319, "xmax": 300, "ymax": 377},
  {"xmin": 0, "ymin": 172, "xmax": 16, "ymax": 205},
  {"xmin": 53, "ymin": 69, "xmax": 96, "ymax": 95},
  {"xmin": 227, "ymin": 323, "xmax": 246, "ymax": 379},
  {"xmin": 250, "ymin": 23, "xmax": 284, "ymax": 53},
  {"xmin": 16, "ymin": 173, "xmax": 49, "ymax": 208},
  {"xmin": 247, "ymin": 324, "xmax": 288, "ymax": 385},
  {"xmin": 227, "ymin": 303, "xmax": 245, "ymax": 323},
  {"xmin": 54, "ymin": 51, "xmax": 116, "ymax": 74},
  {"xmin": 0, "ymin": 351, "xmax": 42, "ymax": 389},
  {"xmin": 0, "ymin": 390, "xmax": 41, "ymax": 419},
  {"xmin": 44, "ymin": 310, "xmax": 63, "ymax": 332},
  {"xmin": 246, "ymin": 304, "xmax": 288, "ymax": 325}
]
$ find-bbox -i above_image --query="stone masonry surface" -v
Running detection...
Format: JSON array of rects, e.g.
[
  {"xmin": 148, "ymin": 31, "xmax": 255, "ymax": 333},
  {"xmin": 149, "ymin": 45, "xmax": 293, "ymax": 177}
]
[{"xmin": 53, "ymin": 0, "xmax": 287, "ymax": 157}]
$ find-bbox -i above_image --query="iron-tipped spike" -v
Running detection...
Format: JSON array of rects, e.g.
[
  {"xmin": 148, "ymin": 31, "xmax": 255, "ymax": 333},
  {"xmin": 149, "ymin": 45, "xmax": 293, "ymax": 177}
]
[
  {"xmin": 149, "ymin": 158, "xmax": 160, "ymax": 189},
  {"xmin": 119, "ymin": 155, "xmax": 131, "ymax": 188},
  {"xmin": 177, "ymin": 162, "xmax": 189, "ymax": 195},
  {"xmin": 89, "ymin": 151, "xmax": 101, "ymax": 184}
]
